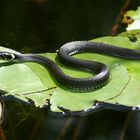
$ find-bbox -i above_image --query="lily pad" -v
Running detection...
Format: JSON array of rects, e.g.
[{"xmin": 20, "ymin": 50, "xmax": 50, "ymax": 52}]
[
  {"xmin": 49, "ymin": 35, "xmax": 140, "ymax": 114},
  {"xmin": 1, "ymin": 33, "xmax": 140, "ymax": 116}
]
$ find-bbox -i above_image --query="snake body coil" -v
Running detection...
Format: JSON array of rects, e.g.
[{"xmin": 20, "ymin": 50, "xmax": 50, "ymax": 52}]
[{"xmin": 0, "ymin": 41, "xmax": 140, "ymax": 91}]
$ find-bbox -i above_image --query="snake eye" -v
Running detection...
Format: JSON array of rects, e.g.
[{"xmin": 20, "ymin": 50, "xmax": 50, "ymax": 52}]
[{"xmin": 0, "ymin": 52, "xmax": 15, "ymax": 61}]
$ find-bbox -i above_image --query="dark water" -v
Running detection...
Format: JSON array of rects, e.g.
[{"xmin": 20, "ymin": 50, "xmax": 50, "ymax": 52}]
[
  {"xmin": 0, "ymin": 0, "xmax": 140, "ymax": 140},
  {"xmin": 0, "ymin": 0, "xmax": 127, "ymax": 52}
]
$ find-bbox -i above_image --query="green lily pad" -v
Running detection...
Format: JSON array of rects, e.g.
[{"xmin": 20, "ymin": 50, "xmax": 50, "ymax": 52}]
[
  {"xmin": 49, "ymin": 35, "xmax": 140, "ymax": 113},
  {"xmin": 1, "ymin": 32, "xmax": 140, "ymax": 115}
]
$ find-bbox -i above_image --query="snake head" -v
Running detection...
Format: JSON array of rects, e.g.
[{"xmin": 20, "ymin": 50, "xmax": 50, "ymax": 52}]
[{"xmin": 0, "ymin": 52, "xmax": 16, "ymax": 61}]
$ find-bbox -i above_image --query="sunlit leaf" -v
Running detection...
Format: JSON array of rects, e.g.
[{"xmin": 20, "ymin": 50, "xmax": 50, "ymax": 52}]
[
  {"xmin": 122, "ymin": 6, "xmax": 140, "ymax": 31},
  {"xmin": 1, "ymin": 32, "xmax": 140, "ymax": 115}
]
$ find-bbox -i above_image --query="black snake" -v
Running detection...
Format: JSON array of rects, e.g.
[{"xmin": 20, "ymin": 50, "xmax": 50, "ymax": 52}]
[{"xmin": 0, "ymin": 41, "xmax": 139, "ymax": 91}]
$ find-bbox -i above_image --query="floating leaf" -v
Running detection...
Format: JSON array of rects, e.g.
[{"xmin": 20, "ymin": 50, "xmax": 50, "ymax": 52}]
[{"xmin": 0, "ymin": 32, "xmax": 140, "ymax": 115}]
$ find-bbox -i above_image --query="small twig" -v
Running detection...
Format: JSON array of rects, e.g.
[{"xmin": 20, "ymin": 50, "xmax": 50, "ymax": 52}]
[
  {"xmin": 28, "ymin": 112, "xmax": 45, "ymax": 140},
  {"xmin": 72, "ymin": 117, "xmax": 86, "ymax": 140},
  {"xmin": 119, "ymin": 111, "xmax": 133, "ymax": 140},
  {"xmin": 57, "ymin": 117, "xmax": 73, "ymax": 140},
  {"xmin": 0, "ymin": 126, "xmax": 6, "ymax": 140}
]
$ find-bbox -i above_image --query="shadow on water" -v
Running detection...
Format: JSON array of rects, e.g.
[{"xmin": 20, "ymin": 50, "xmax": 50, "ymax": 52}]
[
  {"xmin": 0, "ymin": 0, "xmax": 140, "ymax": 140},
  {"xmin": 4, "ymin": 101, "xmax": 140, "ymax": 140}
]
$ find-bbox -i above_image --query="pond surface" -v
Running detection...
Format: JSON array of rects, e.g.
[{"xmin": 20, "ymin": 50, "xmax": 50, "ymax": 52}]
[{"xmin": 0, "ymin": 0, "xmax": 140, "ymax": 140}]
